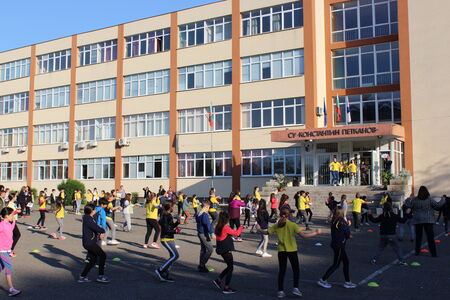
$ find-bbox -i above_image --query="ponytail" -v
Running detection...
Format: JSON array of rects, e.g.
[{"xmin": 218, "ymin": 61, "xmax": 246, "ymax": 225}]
[{"xmin": 277, "ymin": 208, "xmax": 290, "ymax": 228}]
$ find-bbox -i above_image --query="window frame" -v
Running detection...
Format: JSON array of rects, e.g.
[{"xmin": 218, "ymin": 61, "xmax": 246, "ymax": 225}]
[
  {"xmin": 122, "ymin": 155, "xmax": 169, "ymax": 179},
  {"xmin": 79, "ymin": 40, "xmax": 118, "ymax": 66},
  {"xmin": 177, "ymin": 152, "xmax": 232, "ymax": 178}
]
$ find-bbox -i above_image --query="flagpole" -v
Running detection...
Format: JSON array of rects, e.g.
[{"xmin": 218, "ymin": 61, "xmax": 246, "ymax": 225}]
[{"xmin": 210, "ymin": 101, "xmax": 214, "ymax": 189}]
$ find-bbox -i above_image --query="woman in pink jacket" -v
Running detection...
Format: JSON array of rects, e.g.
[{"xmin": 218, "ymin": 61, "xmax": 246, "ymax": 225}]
[{"xmin": 228, "ymin": 192, "xmax": 246, "ymax": 242}]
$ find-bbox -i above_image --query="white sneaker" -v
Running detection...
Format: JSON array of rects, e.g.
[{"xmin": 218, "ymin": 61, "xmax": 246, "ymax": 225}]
[
  {"xmin": 262, "ymin": 252, "xmax": 272, "ymax": 258},
  {"xmin": 292, "ymin": 288, "xmax": 303, "ymax": 297},
  {"xmin": 317, "ymin": 279, "xmax": 332, "ymax": 288},
  {"xmin": 107, "ymin": 240, "xmax": 120, "ymax": 245},
  {"xmin": 255, "ymin": 249, "xmax": 263, "ymax": 256},
  {"xmin": 175, "ymin": 245, "xmax": 180, "ymax": 249},
  {"xmin": 101, "ymin": 241, "xmax": 107, "ymax": 246},
  {"xmin": 277, "ymin": 291, "xmax": 286, "ymax": 298},
  {"xmin": 8, "ymin": 288, "xmax": 21, "ymax": 297},
  {"xmin": 343, "ymin": 281, "xmax": 357, "ymax": 289}
]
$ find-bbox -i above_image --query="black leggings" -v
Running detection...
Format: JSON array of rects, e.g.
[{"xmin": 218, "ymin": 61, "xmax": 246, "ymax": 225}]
[
  {"xmin": 415, "ymin": 223, "xmax": 437, "ymax": 256},
  {"xmin": 361, "ymin": 213, "xmax": 369, "ymax": 223},
  {"xmin": 243, "ymin": 209, "xmax": 251, "ymax": 227},
  {"xmin": 270, "ymin": 208, "xmax": 277, "ymax": 219},
  {"xmin": 229, "ymin": 218, "xmax": 241, "ymax": 237},
  {"xmin": 305, "ymin": 208, "xmax": 313, "ymax": 222},
  {"xmin": 278, "ymin": 251, "xmax": 300, "ymax": 291},
  {"xmin": 145, "ymin": 218, "xmax": 160, "ymax": 244},
  {"xmin": 12, "ymin": 224, "xmax": 21, "ymax": 251},
  {"xmin": 81, "ymin": 243, "xmax": 106, "ymax": 277},
  {"xmin": 219, "ymin": 252, "xmax": 234, "ymax": 286},
  {"xmin": 36, "ymin": 210, "xmax": 46, "ymax": 227},
  {"xmin": 322, "ymin": 247, "xmax": 350, "ymax": 282}
]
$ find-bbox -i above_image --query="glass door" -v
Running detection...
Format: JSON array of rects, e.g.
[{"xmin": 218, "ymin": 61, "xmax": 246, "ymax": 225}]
[
  {"xmin": 317, "ymin": 154, "xmax": 332, "ymax": 185},
  {"xmin": 304, "ymin": 154, "xmax": 314, "ymax": 185}
]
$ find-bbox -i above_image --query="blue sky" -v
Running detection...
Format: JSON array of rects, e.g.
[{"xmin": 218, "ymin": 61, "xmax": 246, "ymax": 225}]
[{"xmin": 0, "ymin": 0, "xmax": 216, "ymax": 52}]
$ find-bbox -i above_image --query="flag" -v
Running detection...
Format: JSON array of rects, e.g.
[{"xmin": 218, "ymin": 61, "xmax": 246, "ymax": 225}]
[
  {"xmin": 346, "ymin": 96, "xmax": 352, "ymax": 123},
  {"xmin": 335, "ymin": 95, "xmax": 342, "ymax": 121},
  {"xmin": 323, "ymin": 98, "xmax": 327, "ymax": 127},
  {"xmin": 207, "ymin": 104, "xmax": 214, "ymax": 128}
]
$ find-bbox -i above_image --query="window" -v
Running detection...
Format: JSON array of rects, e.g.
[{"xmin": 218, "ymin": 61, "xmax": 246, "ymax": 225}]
[
  {"xmin": 242, "ymin": 98, "xmax": 304, "ymax": 129},
  {"xmin": 35, "ymin": 86, "xmax": 70, "ymax": 109},
  {"xmin": 334, "ymin": 91, "xmax": 401, "ymax": 125},
  {"xmin": 0, "ymin": 58, "xmax": 30, "ymax": 82},
  {"xmin": 34, "ymin": 123, "xmax": 69, "ymax": 145},
  {"xmin": 75, "ymin": 157, "xmax": 115, "ymax": 180},
  {"xmin": 242, "ymin": 49, "xmax": 304, "ymax": 82},
  {"xmin": 178, "ymin": 61, "xmax": 231, "ymax": 91},
  {"xmin": 79, "ymin": 40, "xmax": 118, "ymax": 66},
  {"xmin": 242, "ymin": 2, "xmax": 303, "ymax": 36},
  {"xmin": 76, "ymin": 117, "xmax": 116, "ymax": 142},
  {"xmin": 242, "ymin": 148, "xmax": 301, "ymax": 176},
  {"xmin": 332, "ymin": 42, "xmax": 399, "ymax": 89},
  {"xmin": 123, "ymin": 155, "xmax": 169, "ymax": 179},
  {"xmin": 179, "ymin": 16, "xmax": 232, "ymax": 48},
  {"xmin": 331, "ymin": 0, "xmax": 398, "ymax": 42},
  {"xmin": 0, "ymin": 92, "xmax": 28, "ymax": 114},
  {"xmin": 34, "ymin": 160, "xmax": 68, "ymax": 181},
  {"xmin": 0, "ymin": 162, "xmax": 27, "ymax": 181},
  {"xmin": 125, "ymin": 28, "xmax": 170, "ymax": 58},
  {"xmin": 124, "ymin": 70, "xmax": 170, "ymax": 98},
  {"xmin": 124, "ymin": 112, "xmax": 169, "ymax": 138},
  {"xmin": 178, "ymin": 152, "xmax": 232, "ymax": 177},
  {"xmin": 178, "ymin": 105, "xmax": 231, "ymax": 133},
  {"xmin": 37, "ymin": 50, "xmax": 71, "ymax": 73},
  {"xmin": 77, "ymin": 78, "xmax": 116, "ymax": 104},
  {"xmin": 0, "ymin": 127, "xmax": 27, "ymax": 147}
]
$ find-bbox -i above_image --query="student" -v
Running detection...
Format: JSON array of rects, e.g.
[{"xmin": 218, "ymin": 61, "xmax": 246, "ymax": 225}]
[
  {"xmin": 49, "ymin": 189, "xmax": 56, "ymax": 212},
  {"xmin": 256, "ymin": 199, "xmax": 271, "ymax": 257},
  {"xmin": 74, "ymin": 189, "xmax": 82, "ymax": 215},
  {"xmin": 348, "ymin": 193, "xmax": 373, "ymax": 232},
  {"xmin": 269, "ymin": 193, "xmax": 278, "ymax": 219},
  {"xmin": 122, "ymin": 193, "xmax": 133, "ymax": 232},
  {"xmin": 181, "ymin": 195, "xmax": 191, "ymax": 225},
  {"xmin": 86, "ymin": 189, "xmax": 93, "ymax": 204},
  {"xmin": 35, "ymin": 191, "xmax": 47, "ymax": 230},
  {"xmin": 340, "ymin": 195, "xmax": 348, "ymax": 221},
  {"xmin": 279, "ymin": 194, "xmax": 290, "ymax": 211},
  {"xmin": 325, "ymin": 192, "xmax": 337, "ymax": 223},
  {"xmin": 155, "ymin": 201, "xmax": 180, "ymax": 283},
  {"xmin": 105, "ymin": 193, "xmax": 121, "ymax": 245},
  {"xmin": 192, "ymin": 194, "xmax": 200, "ymax": 217},
  {"xmin": 6, "ymin": 194, "xmax": 21, "ymax": 258},
  {"xmin": 317, "ymin": 208, "xmax": 356, "ymax": 289},
  {"xmin": 78, "ymin": 204, "xmax": 109, "ymax": 283},
  {"xmin": 213, "ymin": 211, "xmax": 243, "ymax": 294},
  {"xmin": 196, "ymin": 200, "xmax": 215, "ymax": 273},
  {"xmin": 360, "ymin": 196, "xmax": 370, "ymax": 226},
  {"xmin": 95, "ymin": 200, "xmax": 108, "ymax": 246},
  {"xmin": 243, "ymin": 195, "xmax": 252, "ymax": 228},
  {"xmin": 305, "ymin": 192, "xmax": 313, "ymax": 224},
  {"xmin": 144, "ymin": 193, "xmax": 161, "ymax": 249},
  {"xmin": 228, "ymin": 193, "xmax": 245, "ymax": 242},
  {"xmin": 348, "ymin": 160, "xmax": 357, "ymax": 185},
  {"xmin": 297, "ymin": 191, "xmax": 309, "ymax": 230},
  {"xmin": 398, "ymin": 197, "xmax": 415, "ymax": 242},
  {"xmin": 253, "ymin": 186, "xmax": 261, "ymax": 202},
  {"xmin": 209, "ymin": 188, "xmax": 222, "ymax": 227},
  {"xmin": 368, "ymin": 202, "xmax": 407, "ymax": 265},
  {"xmin": 93, "ymin": 188, "xmax": 99, "ymax": 206},
  {"xmin": 0, "ymin": 207, "xmax": 21, "ymax": 296},
  {"xmin": 267, "ymin": 208, "xmax": 321, "ymax": 298},
  {"xmin": 51, "ymin": 198, "xmax": 66, "ymax": 240},
  {"xmin": 59, "ymin": 188, "xmax": 66, "ymax": 205},
  {"xmin": 177, "ymin": 191, "xmax": 184, "ymax": 216},
  {"xmin": 329, "ymin": 157, "xmax": 341, "ymax": 186}
]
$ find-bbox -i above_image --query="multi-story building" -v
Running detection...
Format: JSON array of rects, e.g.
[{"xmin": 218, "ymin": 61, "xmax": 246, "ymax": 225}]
[{"xmin": 0, "ymin": 0, "xmax": 448, "ymax": 196}]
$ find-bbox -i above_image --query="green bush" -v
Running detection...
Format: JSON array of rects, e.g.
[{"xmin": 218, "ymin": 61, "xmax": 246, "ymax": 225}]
[
  {"xmin": 57, "ymin": 179, "xmax": 86, "ymax": 206},
  {"xmin": 131, "ymin": 192, "xmax": 139, "ymax": 204},
  {"xmin": 31, "ymin": 188, "xmax": 38, "ymax": 203}
]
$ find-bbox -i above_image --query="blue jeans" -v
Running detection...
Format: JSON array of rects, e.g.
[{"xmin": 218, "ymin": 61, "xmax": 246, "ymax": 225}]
[
  {"xmin": 398, "ymin": 219, "xmax": 415, "ymax": 240},
  {"xmin": 331, "ymin": 171, "xmax": 339, "ymax": 185}
]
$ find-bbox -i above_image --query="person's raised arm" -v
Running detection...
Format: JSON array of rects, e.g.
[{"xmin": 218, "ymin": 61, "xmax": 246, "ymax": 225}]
[{"xmin": 298, "ymin": 228, "xmax": 322, "ymax": 239}]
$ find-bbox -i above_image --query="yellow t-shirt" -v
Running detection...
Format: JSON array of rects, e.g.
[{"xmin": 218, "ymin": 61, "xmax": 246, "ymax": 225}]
[
  {"xmin": 348, "ymin": 163, "xmax": 357, "ymax": 173},
  {"xmin": 39, "ymin": 196, "xmax": 46, "ymax": 210},
  {"xmin": 75, "ymin": 192, "xmax": 81, "ymax": 200},
  {"xmin": 56, "ymin": 206, "xmax": 65, "ymax": 218},
  {"xmin": 299, "ymin": 196, "xmax": 307, "ymax": 211},
  {"xmin": 146, "ymin": 198, "xmax": 160, "ymax": 220},
  {"xmin": 178, "ymin": 195, "xmax": 184, "ymax": 203},
  {"xmin": 60, "ymin": 192, "xmax": 65, "ymax": 200},
  {"xmin": 339, "ymin": 164, "xmax": 344, "ymax": 172},
  {"xmin": 86, "ymin": 193, "xmax": 93, "ymax": 202},
  {"xmin": 305, "ymin": 197, "xmax": 310, "ymax": 209},
  {"xmin": 352, "ymin": 198, "xmax": 365, "ymax": 213},
  {"xmin": 329, "ymin": 162, "xmax": 341, "ymax": 171},
  {"xmin": 106, "ymin": 202, "xmax": 113, "ymax": 220},
  {"xmin": 192, "ymin": 198, "xmax": 199, "ymax": 208},
  {"xmin": 209, "ymin": 197, "xmax": 219, "ymax": 212},
  {"xmin": 254, "ymin": 191, "xmax": 261, "ymax": 201},
  {"xmin": 380, "ymin": 196, "xmax": 387, "ymax": 205},
  {"xmin": 268, "ymin": 220, "xmax": 302, "ymax": 252}
]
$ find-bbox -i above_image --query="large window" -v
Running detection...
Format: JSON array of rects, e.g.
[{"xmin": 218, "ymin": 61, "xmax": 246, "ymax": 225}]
[
  {"xmin": 0, "ymin": 92, "xmax": 28, "ymax": 114},
  {"xmin": 331, "ymin": 0, "xmax": 398, "ymax": 42},
  {"xmin": 35, "ymin": 86, "xmax": 70, "ymax": 109},
  {"xmin": 77, "ymin": 79, "xmax": 116, "ymax": 104},
  {"xmin": 76, "ymin": 117, "xmax": 116, "ymax": 142},
  {"xmin": 179, "ymin": 16, "xmax": 232, "ymax": 48},
  {"xmin": 178, "ymin": 152, "xmax": 232, "ymax": 177},
  {"xmin": 0, "ymin": 162, "xmax": 26, "ymax": 181},
  {"xmin": 79, "ymin": 40, "xmax": 118, "ymax": 66},
  {"xmin": 242, "ymin": 2, "xmax": 303, "ymax": 36},
  {"xmin": 242, "ymin": 148, "xmax": 301, "ymax": 176},
  {"xmin": 125, "ymin": 28, "xmax": 170, "ymax": 58},
  {"xmin": 332, "ymin": 42, "xmax": 399, "ymax": 89},
  {"xmin": 34, "ymin": 123, "xmax": 69, "ymax": 145},
  {"xmin": 178, "ymin": 61, "xmax": 231, "ymax": 91},
  {"xmin": 124, "ymin": 70, "xmax": 170, "ymax": 98},
  {"xmin": 34, "ymin": 160, "xmax": 68, "ymax": 181},
  {"xmin": 242, "ymin": 98, "xmax": 304, "ymax": 129},
  {"xmin": 0, "ymin": 58, "xmax": 30, "ymax": 82},
  {"xmin": 334, "ymin": 91, "xmax": 401, "ymax": 125},
  {"xmin": 179, "ymin": 105, "xmax": 231, "ymax": 133},
  {"xmin": 0, "ymin": 127, "xmax": 27, "ymax": 147},
  {"xmin": 123, "ymin": 155, "xmax": 169, "ymax": 179},
  {"xmin": 242, "ymin": 49, "xmax": 304, "ymax": 83},
  {"xmin": 75, "ymin": 158, "xmax": 115, "ymax": 180},
  {"xmin": 124, "ymin": 112, "xmax": 169, "ymax": 138},
  {"xmin": 37, "ymin": 50, "xmax": 71, "ymax": 73}
]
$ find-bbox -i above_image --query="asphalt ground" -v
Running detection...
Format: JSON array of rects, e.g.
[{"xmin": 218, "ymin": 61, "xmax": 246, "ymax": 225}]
[{"xmin": 3, "ymin": 207, "xmax": 449, "ymax": 300}]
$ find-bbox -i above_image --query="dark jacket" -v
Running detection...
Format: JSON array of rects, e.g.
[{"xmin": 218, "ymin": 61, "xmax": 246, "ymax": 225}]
[
  {"xmin": 159, "ymin": 213, "xmax": 179, "ymax": 240},
  {"xmin": 406, "ymin": 197, "xmax": 445, "ymax": 224},
  {"xmin": 442, "ymin": 198, "xmax": 450, "ymax": 218},
  {"xmin": 330, "ymin": 219, "xmax": 351, "ymax": 249},
  {"xmin": 368, "ymin": 212, "xmax": 406, "ymax": 235},
  {"xmin": 256, "ymin": 210, "xmax": 269, "ymax": 230},
  {"xmin": 82, "ymin": 214, "xmax": 105, "ymax": 247}
]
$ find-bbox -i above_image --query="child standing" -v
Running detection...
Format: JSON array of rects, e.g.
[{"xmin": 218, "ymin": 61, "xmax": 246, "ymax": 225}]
[
  {"xmin": 269, "ymin": 193, "xmax": 278, "ymax": 219},
  {"xmin": 192, "ymin": 194, "xmax": 200, "ymax": 217},
  {"xmin": 181, "ymin": 195, "xmax": 191, "ymax": 225},
  {"xmin": 0, "ymin": 208, "xmax": 21, "ymax": 296},
  {"xmin": 75, "ymin": 189, "xmax": 83, "ymax": 215},
  {"xmin": 144, "ymin": 193, "xmax": 161, "ymax": 249},
  {"xmin": 228, "ymin": 193, "xmax": 245, "ymax": 241},
  {"xmin": 256, "ymin": 199, "xmax": 271, "ymax": 257},
  {"xmin": 243, "ymin": 195, "xmax": 252, "ymax": 228},
  {"xmin": 348, "ymin": 193, "xmax": 373, "ymax": 231},
  {"xmin": 196, "ymin": 200, "xmax": 215, "ymax": 273},
  {"xmin": 35, "ymin": 191, "xmax": 47, "ymax": 230},
  {"xmin": 122, "ymin": 193, "xmax": 133, "ymax": 232},
  {"xmin": 317, "ymin": 207, "xmax": 356, "ymax": 289},
  {"xmin": 105, "ymin": 193, "xmax": 121, "ymax": 245},
  {"xmin": 51, "ymin": 199, "xmax": 66, "ymax": 240},
  {"xmin": 6, "ymin": 194, "xmax": 21, "ymax": 257}
]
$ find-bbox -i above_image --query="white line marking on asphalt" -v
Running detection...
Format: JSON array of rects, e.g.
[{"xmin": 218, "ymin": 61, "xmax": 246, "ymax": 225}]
[{"xmin": 358, "ymin": 231, "xmax": 446, "ymax": 286}]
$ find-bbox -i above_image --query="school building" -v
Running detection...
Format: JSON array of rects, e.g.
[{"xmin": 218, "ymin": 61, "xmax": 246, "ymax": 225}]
[{"xmin": 0, "ymin": 0, "xmax": 448, "ymax": 197}]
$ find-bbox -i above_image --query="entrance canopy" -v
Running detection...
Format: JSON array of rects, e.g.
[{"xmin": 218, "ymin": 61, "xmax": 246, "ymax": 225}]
[{"xmin": 271, "ymin": 123, "xmax": 404, "ymax": 142}]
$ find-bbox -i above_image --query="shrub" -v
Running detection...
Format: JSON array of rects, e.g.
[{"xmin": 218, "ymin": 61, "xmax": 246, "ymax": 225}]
[
  {"xmin": 31, "ymin": 188, "xmax": 38, "ymax": 203},
  {"xmin": 57, "ymin": 179, "xmax": 86, "ymax": 206},
  {"xmin": 131, "ymin": 192, "xmax": 139, "ymax": 204}
]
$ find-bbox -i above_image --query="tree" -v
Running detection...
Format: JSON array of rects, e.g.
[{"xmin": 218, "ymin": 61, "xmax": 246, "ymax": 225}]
[{"xmin": 57, "ymin": 179, "xmax": 86, "ymax": 206}]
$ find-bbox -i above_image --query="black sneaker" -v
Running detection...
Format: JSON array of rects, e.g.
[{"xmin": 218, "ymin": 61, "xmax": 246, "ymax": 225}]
[
  {"xmin": 155, "ymin": 269, "xmax": 166, "ymax": 282},
  {"xmin": 223, "ymin": 287, "xmax": 237, "ymax": 294},
  {"xmin": 198, "ymin": 266, "xmax": 209, "ymax": 273}
]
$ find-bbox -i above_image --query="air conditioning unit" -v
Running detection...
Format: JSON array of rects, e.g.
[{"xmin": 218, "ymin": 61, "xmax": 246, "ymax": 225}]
[
  {"xmin": 118, "ymin": 138, "xmax": 130, "ymax": 147},
  {"xmin": 1, "ymin": 148, "xmax": 10, "ymax": 154},
  {"xmin": 18, "ymin": 146, "xmax": 27, "ymax": 152},
  {"xmin": 60, "ymin": 142, "xmax": 69, "ymax": 150},
  {"xmin": 77, "ymin": 141, "xmax": 86, "ymax": 149},
  {"xmin": 90, "ymin": 140, "xmax": 98, "ymax": 148},
  {"xmin": 316, "ymin": 106, "xmax": 324, "ymax": 116}
]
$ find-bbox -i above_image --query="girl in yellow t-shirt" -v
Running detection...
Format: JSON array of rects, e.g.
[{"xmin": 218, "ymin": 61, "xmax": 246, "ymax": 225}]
[
  {"xmin": 51, "ymin": 199, "xmax": 66, "ymax": 240},
  {"xmin": 253, "ymin": 186, "xmax": 261, "ymax": 202},
  {"xmin": 35, "ymin": 191, "xmax": 47, "ymax": 230},
  {"xmin": 192, "ymin": 194, "xmax": 199, "ymax": 217},
  {"xmin": 144, "ymin": 192, "xmax": 161, "ymax": 249},
  {"xmin": 86, "ymin": 189, "xmax": 93, "ymax": 204}
]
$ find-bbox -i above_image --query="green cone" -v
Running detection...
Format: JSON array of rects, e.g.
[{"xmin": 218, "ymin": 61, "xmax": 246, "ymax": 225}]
[
  {"xmin": 368, "ymin": 282, "xmax": 379, "ymax": 287},
  {"xmin": 112, "ymin": 257, "xmax": 121, "ymax": 262},
  {"xmin": 410, "ymin": 262, "xmax": 421, "ymax": 266},
  {"xmin": 31, "ymin": 249, "xmax": 40, "ymax": 253}
]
